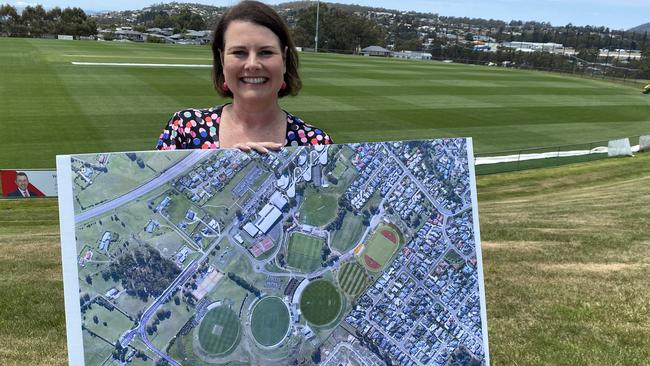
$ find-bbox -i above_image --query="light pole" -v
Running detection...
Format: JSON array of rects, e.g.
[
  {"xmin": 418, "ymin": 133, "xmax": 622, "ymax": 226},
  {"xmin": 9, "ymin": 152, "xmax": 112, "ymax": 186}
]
[{"xmin": 314, "ymin": 0, "xmax": 320, "ymax": 52}]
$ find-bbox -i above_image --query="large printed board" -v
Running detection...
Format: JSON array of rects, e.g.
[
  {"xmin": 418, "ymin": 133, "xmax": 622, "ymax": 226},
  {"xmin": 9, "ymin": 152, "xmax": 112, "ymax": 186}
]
[{"xmin": 57, "ymin": 139, "xmax": 489, "ymax": 366}]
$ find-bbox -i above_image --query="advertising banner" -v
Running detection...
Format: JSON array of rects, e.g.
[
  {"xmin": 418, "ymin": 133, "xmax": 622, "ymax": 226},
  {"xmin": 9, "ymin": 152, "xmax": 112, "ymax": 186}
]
[{"xmin": 1, "ymin": 169, "xmax": 57, "ymax": 198}]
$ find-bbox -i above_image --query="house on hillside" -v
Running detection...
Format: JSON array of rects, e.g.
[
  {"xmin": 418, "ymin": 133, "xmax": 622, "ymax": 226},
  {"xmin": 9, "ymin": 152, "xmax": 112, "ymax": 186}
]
[
  {"xmin": 114, "ymin": 29, "xmax": 145, "ymax": 42},
  {"xmin": 361, "ymin": 46, "xmax": 392, "ymax": 57}
]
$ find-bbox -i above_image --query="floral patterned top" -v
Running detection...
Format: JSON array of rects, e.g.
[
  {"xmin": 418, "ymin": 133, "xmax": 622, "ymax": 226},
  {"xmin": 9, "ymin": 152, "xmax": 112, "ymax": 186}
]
[{"xmin": 156, "ymin": 104, "xmax": 332, "ymax": 150}]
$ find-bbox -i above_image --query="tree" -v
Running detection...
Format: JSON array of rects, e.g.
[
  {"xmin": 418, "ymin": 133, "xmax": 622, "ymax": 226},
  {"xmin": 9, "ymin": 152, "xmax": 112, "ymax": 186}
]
[
  {"xmin": 21, "ymin": 5, "xmax": 47, "ymax": 36},
  {"xmin": 577, "ymin": 47, "xmax": 599, "ymax": 63},
  {"xmin": 311, "ymin": 347, "xmax": 322, "ymax": 364},
  {"xmin": 0, "ymin": 4, "xmax": 20, "ymax": 35},
  {"xmin": 173, "ymin": 7, "xmax": 205, "ymax": 31},
  {"xmin": 59, "ymin": 7, "xmax": 97, "ymax": 37},
  {"xmin": 293, "ymin": 4, "xmax": 384, "ymax": 52},
  {"xmin": 156, "ymin": 359, "xmax": 170, "ymax": 366},
  {"xmin": 321, "ymin": 245, "xmax": 331, "ymax": 261}
]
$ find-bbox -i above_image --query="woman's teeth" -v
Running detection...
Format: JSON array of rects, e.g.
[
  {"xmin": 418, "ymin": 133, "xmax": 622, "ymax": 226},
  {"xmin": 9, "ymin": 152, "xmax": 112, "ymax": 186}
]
[{"xmin": 241, "ymin": 77, "xmax": 267, "ymax": 84}]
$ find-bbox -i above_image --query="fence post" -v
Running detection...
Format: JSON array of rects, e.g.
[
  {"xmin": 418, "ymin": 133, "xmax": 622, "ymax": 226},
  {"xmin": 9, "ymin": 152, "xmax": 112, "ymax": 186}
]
[{"xmin": 515, "ymin": 151, "xmax": 521, "ymax": 172}]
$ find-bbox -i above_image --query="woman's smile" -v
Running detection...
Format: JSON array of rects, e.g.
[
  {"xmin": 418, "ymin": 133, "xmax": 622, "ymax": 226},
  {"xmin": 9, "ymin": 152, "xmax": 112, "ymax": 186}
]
[{"xmin": 239, "ymin": 76, "xmax": 269, "ymax": 84}]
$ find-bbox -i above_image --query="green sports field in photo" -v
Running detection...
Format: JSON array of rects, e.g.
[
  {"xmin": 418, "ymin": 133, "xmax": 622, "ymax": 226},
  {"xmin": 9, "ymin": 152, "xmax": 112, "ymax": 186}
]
[
  {"xmin": 299, "ymin": 279, "xmax": 342, "ymax": 326},
  {"xmin": 197, "ymin": 305, "xmax": 240, "ymax": 356},
  {"xmin": 361, "ymin": 224, "xmax": 400, "ymax": 271},
  {"xmin": 337, "ymin": 261, "xmax": 369, "ymax": 297},
  {"xmin": 286, "ymin": 232, "xmax": 324, "ymax": 272},
  {"xmin": 1, "ymin": 37, "xmax": 649, "ymax": 169},
  {"xmin": 249, "ymin": 296, "xmax": 290, "ymax": 347},
  {"xmin": 298, "ymin": 187, "xmax": 338, "ymax": 227}
]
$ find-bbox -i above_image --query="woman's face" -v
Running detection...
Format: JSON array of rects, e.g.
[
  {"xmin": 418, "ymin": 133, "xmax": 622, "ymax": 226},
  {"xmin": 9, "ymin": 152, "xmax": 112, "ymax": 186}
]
[{"xmin": 222, "ymin": 20, "xmax": 286, "ymax": 103}]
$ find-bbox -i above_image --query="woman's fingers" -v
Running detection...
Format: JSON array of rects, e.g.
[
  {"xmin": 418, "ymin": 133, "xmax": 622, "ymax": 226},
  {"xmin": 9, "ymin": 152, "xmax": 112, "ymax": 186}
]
[
  {"xmin": 232, "ymin": 143, "xmax": 252, "ymax": 152},
  {"xmin": 254, "ymin": 142, "xmax": 283, "ymax": 151},
  {"xmin": 233, "ymin": 142, "xmax": 283, "ymax": 154}
]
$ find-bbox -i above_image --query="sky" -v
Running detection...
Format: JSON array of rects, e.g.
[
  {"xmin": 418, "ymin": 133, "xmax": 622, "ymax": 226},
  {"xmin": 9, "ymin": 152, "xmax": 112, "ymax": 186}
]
[{"xmin": 10, "ymin": 0, "xmax": 650, "ymax": 30}]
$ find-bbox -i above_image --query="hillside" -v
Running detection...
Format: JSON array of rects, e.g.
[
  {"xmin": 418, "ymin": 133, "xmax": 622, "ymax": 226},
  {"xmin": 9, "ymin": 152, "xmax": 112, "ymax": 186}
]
[
  {"xmin": 479, "ymin": 152, "xmax": 650, "ymax": 364},
  {"xmin": 89, "ymin": 1, "xmax": 646, "ymax": 51},
  {"xmin": 628, "ymin": 22, "xmax": 650, "ymax": 33}
]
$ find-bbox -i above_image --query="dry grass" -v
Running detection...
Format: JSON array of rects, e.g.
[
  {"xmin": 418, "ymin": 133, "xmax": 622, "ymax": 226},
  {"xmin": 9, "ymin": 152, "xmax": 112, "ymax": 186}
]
[
  {"xmin": 480, "ymin": 153, "xmax": 650, "ymax": 365},
  {"xmin": 0, "ymin": 199, "xmax": 67, "ymax": 366}
]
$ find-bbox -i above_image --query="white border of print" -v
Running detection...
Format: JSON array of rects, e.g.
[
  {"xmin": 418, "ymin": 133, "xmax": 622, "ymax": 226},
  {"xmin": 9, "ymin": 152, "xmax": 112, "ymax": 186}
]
[
  {"xmin": 467, "ymin": 138, "xmax": 491, "ymax": 365},
  {"xmin": 56, "ymin": 155, "xmax": 86, "ymax": 365}
]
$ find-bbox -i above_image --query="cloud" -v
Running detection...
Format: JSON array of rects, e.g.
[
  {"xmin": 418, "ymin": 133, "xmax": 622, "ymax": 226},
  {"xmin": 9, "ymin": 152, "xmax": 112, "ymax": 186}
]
[{"xmin": 14, "ymin": 1, "xmax": 39, "ymax": 6}]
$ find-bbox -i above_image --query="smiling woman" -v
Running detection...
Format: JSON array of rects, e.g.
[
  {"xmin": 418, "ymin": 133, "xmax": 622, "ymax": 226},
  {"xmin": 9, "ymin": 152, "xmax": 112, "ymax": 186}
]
[{"xmin": 156, "ymin": 0, "xmax": 332, "ymax": 153}]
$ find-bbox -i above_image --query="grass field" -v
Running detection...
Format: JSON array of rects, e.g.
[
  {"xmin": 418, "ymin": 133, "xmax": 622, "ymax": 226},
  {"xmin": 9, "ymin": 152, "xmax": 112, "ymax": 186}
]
[
  {"xmin": 299, "ymin": 279, "xmax": 342, "ymax": 326},
  {"xmin": 330, "ymin": 212, "xmax": 365, "ymax": 252},
  {"xmin": 82, "ymin": 303, "xmax": 133, "ymax": 343},
  {"xmin": 75, "ymin": 152, "xmax": 183, "ymax": 209},
  {"xmin": 82, "ymin": 330, "xmax": 113, "ymax": 365},
  {"xmin": 197, "ymin": 305, "xmax": 240, "ymax": 356},
  {"xmin": 286, "ymin": 232, "xmax": 324, "ymax": 272},
  {"xmin": 360, "ymin": 225, "xmax": 400, "ymax": 271},
  {"xmin": 1, "ymin": 37, "xmax": 649, "ymax": 168},
  {"xmin": 299, "ymin": 187, "xmax": 338, "ymax": 227},
  {"xmin": 2, "ymin": 35, "xmax": 650, "ymax": 365},
  {"xmin": 250, "ymin": 296, "xmax": 289, "ymax": 347},
  {"xmin": 337, "ymin": 262, "xmax": 369, "ymax": 297}
]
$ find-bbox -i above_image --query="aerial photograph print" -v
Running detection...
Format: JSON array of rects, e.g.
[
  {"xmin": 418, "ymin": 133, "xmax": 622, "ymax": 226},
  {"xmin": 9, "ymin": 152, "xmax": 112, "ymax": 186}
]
[{"xmin": 0, "ymin": 0, "xmax": 649, "ymax": 365}]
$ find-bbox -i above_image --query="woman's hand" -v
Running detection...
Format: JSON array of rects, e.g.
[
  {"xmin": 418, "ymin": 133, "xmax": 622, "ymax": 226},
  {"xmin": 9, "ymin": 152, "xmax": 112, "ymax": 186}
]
[{"xmin": 231, "ymin": 141, "xmax": 283, "ymax": 154}]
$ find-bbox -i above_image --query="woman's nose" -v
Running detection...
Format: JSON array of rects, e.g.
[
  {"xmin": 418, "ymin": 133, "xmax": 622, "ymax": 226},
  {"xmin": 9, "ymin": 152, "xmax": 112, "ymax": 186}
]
[{"xmin": 244, "ymin": 54, "xmax": 262, "ymax": 70}]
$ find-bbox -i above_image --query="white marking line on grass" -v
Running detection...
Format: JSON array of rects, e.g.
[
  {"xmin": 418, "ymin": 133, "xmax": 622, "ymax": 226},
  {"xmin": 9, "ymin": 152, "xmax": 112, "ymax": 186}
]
[
  {"xmin": 65, "ymin": 54, "xmax": 212, "ymax": 61},
  {"xmin": 71, "ymin": 61, "xmax": 211, "ymax": 68},
  {"xmin": 476, "ymin": 145, "xmax": 640, "ymax": 165}
]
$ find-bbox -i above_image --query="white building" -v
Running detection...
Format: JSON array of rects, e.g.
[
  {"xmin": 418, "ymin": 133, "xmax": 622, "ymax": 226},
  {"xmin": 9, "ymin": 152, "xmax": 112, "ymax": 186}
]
[
  {"xmin": 269, "ymin": 191, "xmax": 288, "ymax": 210},
  {"xmin": 255, "ymin": 204, "xmax": 283, "ymax": 234},
  {"xmin": 502, "ymin": 41, "xmax": 565, "ymax": 53},
  {"xmin": 243, "ymin": 222, "xmax": 260, "ymax": 237},
  {"xmin": 393, "ymin": 51, "xmax": 432, "ymax": 60},
  {"xmin": 99, "ymin": 231, "xmax": 111, "ymax": 251}
]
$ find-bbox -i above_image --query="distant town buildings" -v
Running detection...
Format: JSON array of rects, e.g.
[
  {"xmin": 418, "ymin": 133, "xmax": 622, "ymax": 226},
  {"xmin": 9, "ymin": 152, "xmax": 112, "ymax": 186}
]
[{"xmin": 96, "ymin": 27, "xmax": 212, "ymax": 44}]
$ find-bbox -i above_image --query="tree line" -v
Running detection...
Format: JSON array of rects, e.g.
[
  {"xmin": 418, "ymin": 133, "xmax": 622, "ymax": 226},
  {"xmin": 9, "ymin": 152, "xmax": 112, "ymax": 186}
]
[
  {"xmin": 1, "ymin": 2, "xmax": 648, "ymax": 78},
  {"xmin": 133, "ymin": 7, "xmax": 206, "ymax": 33},
  {"xmin": 286, "ymin": 4, "xmax": 649, "ymax": 79},
  {"xmin": 292, "ymin": 3, "xmax": 384, "ymax": 52},
  {"xmin": 0, "ymin": 4, "xmax": 96, "ymax": 37}
]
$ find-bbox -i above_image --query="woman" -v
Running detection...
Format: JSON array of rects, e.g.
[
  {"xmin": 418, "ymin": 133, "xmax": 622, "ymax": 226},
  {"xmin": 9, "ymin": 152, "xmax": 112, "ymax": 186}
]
[{"xmin": 156, "ymin": 0, "xmax": 332, "ymax": 153}]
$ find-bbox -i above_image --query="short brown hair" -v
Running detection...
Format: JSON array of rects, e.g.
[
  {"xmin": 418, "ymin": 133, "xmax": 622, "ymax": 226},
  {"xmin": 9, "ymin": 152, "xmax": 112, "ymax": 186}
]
[{"xmin": 211, "ymin": 1, "xmax": 301, "ymax": 98}]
